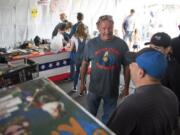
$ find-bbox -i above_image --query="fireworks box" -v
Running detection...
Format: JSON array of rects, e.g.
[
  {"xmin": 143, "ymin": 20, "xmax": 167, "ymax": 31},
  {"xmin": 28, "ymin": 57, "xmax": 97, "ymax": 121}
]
[{"xmin": 0, "ymin": 59, "xmax": 38, "ymax": 88}]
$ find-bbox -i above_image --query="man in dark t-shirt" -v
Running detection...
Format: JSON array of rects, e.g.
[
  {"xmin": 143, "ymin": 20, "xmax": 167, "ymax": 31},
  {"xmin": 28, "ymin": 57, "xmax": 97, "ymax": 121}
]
[
  {"xmin": 52, "ymin": 13, "xmax": 68, "ymax": 39},
  {"xmin": 80, "ymin": 15, "xmax": 130, "ymax": 124},
  {"xmin": 107, "ymin": 48, "xmax": 179, "ymax": 135},
  {"xmin": 143, "ymin": 32, "xmax": 180, "ymax": 116},
  {"xmin": 162, "ymin": 35, "xmax": 180, "ymax": 116}
]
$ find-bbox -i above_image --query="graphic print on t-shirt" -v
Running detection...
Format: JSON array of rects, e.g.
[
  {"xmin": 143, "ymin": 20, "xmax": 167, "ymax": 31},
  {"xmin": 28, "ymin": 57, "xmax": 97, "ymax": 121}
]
[{"xmin": 95, "ymin": 48, "xmax": 120, "ymax": 70}]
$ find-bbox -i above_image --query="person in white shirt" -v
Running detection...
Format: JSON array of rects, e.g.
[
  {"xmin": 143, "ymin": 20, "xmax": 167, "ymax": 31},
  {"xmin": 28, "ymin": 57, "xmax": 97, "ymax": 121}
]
[
  {"xmin": 50, "ymin": 23, "xmax": 67, "ymax": 53},
  {"xmin": 122, "ymin": 9, "xmax": 136, "ymax": 48}
]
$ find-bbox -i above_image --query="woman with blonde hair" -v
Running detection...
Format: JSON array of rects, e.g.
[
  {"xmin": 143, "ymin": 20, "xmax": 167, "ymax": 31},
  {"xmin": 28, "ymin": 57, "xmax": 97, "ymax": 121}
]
[{"xmin": 66, "ymin": 22, "xmax": 88, "ymax": 94}]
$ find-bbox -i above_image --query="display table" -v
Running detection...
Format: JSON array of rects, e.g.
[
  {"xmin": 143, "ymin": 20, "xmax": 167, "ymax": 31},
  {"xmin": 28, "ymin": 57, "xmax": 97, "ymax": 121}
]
[
  {"xmin": 0, "ymin": 78, "xmax": 114, "ymax": 135},
  {"xmin": 8, "ymin": 50, "xmax": 71, "ymax": 82},
  {"xmin": 0, "ymin": 59, "xmax": 38, "ymax": 88},
  {"xmin": 28, "ymin": 51, "xmax": 70, "ymax": 81}
]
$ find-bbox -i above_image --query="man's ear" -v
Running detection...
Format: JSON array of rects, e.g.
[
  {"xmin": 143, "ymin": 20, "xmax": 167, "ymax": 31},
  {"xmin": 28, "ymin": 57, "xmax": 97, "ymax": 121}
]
[{"xmin": 138, "ymin": 67, "xmax": 146, "ymax": 79}]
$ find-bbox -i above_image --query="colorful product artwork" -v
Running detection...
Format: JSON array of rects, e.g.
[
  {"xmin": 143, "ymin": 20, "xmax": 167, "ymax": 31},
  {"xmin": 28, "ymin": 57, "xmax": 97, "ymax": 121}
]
[{"xmin": 0, "ymin": 78, "xmax": 114, "ymax": 135}]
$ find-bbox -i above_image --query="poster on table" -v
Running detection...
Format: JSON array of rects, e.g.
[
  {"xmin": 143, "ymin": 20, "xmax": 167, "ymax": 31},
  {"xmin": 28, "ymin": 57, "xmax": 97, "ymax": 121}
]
[{"xmin": 0, "ymin": 78, "xmax": 115, "ymax": 135}]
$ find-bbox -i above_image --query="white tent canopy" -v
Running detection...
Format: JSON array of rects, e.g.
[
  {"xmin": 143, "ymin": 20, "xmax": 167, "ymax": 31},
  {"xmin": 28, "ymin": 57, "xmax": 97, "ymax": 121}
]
[{"xmin": 0, "ymin": 0, "xmax": 180, "ymax": 48}]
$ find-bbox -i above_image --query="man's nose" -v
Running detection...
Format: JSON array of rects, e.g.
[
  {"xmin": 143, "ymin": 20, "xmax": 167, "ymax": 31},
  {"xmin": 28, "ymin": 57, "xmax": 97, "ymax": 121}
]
[{"xmin": 104, "ymin": 29, "xmax": 111, "ymax": 34}]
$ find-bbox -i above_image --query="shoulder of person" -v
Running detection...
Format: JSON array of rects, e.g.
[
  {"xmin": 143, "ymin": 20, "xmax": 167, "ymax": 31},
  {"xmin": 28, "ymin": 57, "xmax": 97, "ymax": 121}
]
[
  {"xmin": 116, "ymin": 94, "xmax": 139, "ymax": 114},
  {"xmin": 114, "ymin": 36, "xmax": 126, "ymax": 43},
  {"xmin": 84, "ymin": 37, "xmax": 97, "ymax": 46},
  {"xmin": 89, "ymin": 36, "xmax": 98, "ymax": 41},
  {"xmin": 55, "ymin": 22, "xmax": 62, "ymax": 28},
  {"xmin": 73, "ymin": 22, "xmax": 79, "ymax": 27}
]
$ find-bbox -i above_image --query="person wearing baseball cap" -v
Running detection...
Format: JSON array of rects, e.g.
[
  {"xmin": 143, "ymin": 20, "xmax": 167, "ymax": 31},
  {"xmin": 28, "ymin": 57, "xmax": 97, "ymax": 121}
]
[
  {"xmin": 107, "ymin": 47, "xmax": 179, "ymax": 135},
  {"xmin": 161, "ymin": 29, "xmax": 180, "ymax": 118},
  {"xmin": 144, "ymin": 32, "xmax": 172, "ymax": 55}
]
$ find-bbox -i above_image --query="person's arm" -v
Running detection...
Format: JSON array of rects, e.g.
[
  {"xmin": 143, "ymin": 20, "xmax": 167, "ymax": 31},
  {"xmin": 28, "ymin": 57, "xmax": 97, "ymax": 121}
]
[
  {"xmin": 52, "ymin": 24, "xmax": 59, "ymax": 39},
  {"xmin": 69, "ymin": 23, "xmax": 78, "ymax": 38},
  {"xmin": 122, "ymin": 21, "xmax": 125, "ymax": 36},
  {"xmin": 122, "ymin": 18, "xmax": 127, "ymax": 36},
  {"xmin": 122, "ymin": 65, "xmax": 130, "ymax": 96},
  {"xmin": 80, "ymin": 60, "xmax": 89, "ymax": 93},
  {"xmin": 65, "ymin": 40, "xmax": 75, "ymax": 52}
]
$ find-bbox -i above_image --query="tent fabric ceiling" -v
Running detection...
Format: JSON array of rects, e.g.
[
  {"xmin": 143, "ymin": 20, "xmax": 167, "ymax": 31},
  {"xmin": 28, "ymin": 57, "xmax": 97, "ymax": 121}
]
[{"xmin": 0, "ymin": 0, "xmax": 180, "ymax": 48}]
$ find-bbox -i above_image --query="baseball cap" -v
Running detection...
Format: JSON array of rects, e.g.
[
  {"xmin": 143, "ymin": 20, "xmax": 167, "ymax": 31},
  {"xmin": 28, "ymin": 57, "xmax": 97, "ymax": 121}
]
[
  {"xmin": 144, "ymin": 32, "xmax": 171, "ymax": 48},
  {"xmin": 130, "ymin": 47, "xmax": 168, "ymax": 79}
]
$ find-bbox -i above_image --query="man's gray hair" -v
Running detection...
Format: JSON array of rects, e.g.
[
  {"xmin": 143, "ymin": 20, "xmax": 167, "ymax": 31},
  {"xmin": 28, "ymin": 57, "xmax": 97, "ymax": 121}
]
[{"xmin": 96, "ymin": 15, "xmax": 114, "ymax": 26}]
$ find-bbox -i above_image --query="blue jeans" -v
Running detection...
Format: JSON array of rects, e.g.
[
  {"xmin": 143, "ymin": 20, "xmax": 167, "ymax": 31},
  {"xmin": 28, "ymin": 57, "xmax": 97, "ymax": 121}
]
[
  {"xmin": 73, "ymin": 63, "xmax": 81, "ymax": 89},
  {"xmin": 123, "ymin": 31, "xmax": 133, "ymax": 43},
  {"xmin": 87, "ymin": 92, "xmax": 118, "ymax": 124},
  {"xmin": 70, "ymin": 60, "xmax": 75, "ymax": 80},
  {"xmin": 70, "ymin": 52, "xmax": 75, "ymax": 80}
]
